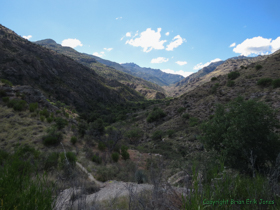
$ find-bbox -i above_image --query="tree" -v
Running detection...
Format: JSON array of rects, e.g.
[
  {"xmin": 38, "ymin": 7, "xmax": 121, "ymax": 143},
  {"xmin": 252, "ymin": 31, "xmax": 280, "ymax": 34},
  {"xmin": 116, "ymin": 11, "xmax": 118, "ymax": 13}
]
[
  {"xmin": 124, "ymin": 127, "xmax": 143, "ymax": 144},
  {"xmin": 200, "ymin": 96, "xmax": 280, "ymax": 173}
]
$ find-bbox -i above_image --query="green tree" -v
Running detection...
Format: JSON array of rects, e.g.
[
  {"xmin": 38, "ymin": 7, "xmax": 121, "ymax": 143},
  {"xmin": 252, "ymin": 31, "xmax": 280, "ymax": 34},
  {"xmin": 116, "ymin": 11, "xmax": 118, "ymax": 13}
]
[
  {"xmin": 124, "ymin": 127, "xmax": 143, "ymax": 144},
  {"xmin": 200, "ymin": 96, "xmax": 280, "ymax": 173}
]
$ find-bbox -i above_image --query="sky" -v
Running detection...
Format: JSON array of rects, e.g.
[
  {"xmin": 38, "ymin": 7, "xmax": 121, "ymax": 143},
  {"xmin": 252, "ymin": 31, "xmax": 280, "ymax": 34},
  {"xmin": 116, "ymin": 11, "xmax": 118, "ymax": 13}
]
[{"xmin": 1, "ymin": 0, "xmax": 280, "ymax": 77}]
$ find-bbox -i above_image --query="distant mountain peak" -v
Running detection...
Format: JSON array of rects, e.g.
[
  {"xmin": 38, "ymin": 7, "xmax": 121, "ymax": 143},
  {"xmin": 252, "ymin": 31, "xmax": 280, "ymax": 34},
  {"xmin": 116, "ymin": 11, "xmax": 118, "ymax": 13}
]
[{"xmin": 36, "ymin": 39, "xmax": 57, "ymax": 45}]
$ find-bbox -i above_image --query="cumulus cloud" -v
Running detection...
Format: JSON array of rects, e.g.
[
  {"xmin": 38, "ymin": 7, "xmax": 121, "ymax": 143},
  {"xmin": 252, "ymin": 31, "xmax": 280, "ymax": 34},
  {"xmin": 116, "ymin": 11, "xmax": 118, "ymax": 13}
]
[
  {"xmin": 233, "ymin": 36, "xmax": 280, "ymax": 56},
  {"xmin": 229, "ymin": 42, "xmax": 236, "ymax": 47},
  {"xmin": 193, "ymin": 58, "xmax": 222, "ymax": 70},
  {"xmin": 133, "ymin": 31, "xmax": 139, "ymax": 38},
  {"xmin": 166, "ymin": 35, "xmax": 186, "ymax": 51},
  {"xmin": 61, "ymin": 38, "xmax": 83, "ymax": 48},
  {"xmin": 161, "ymin": 69, "xmax": 193, "ymax": 77},
  {"xmin": 93, "ymin": 52, "xmax": 105, "ymax": 57},
  {"xmin": 126, "ymin": 28, "xmax": 167, "ymax": 52},
  {"xmin": 176, "ymin": 61, "xmax": 187, "ymax": 66},
  {"xmin": 126, "ymin": 32, "xmax": 131, "ymax": 37},
  {"xmin": 165, "ymin": 32, "xmax": 170, "ymax": 36},
  {"xmin": 116, "ymin": 17, "xmax": 122, "ymax": 20},
  {"xmin": 104, "ymin": 48, "xmax": 113, "ymax": 51},
  {"xmin": 23, "ymin": 35, "xmax": 32, "ymax": 40},
  {"xmin": 151, "ymin": 57, "xmax": 169, "ymax": 63}
]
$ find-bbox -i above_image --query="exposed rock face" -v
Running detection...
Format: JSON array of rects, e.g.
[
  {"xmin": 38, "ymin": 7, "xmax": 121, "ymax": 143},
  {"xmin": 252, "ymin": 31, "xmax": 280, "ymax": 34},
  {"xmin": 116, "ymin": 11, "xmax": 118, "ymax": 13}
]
[{"xmin": 0, "ymin": 24, "xmax": 142, "ymax": 113}]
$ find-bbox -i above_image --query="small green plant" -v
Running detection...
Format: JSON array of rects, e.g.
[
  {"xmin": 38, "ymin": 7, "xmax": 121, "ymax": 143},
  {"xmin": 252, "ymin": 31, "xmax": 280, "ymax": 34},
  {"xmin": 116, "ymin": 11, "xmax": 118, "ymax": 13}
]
[
  {"xmin": 47, "ymin": 117, "xmax": 53, "ymax": 123},
  {"xmin": 121, "ymin": 145, "xmax": 130, "ymax": 160},
  {"xmin": 60, "ymin": 152, "xmax": 76, "ymax": 167},
  {"xmin": 177, "ymin": 107, "xmax": 186, "ymax": 114},
  {"xmin": 1, "ymin": 79, "xmax": 13, "ymax": 86},
  {"xmin": 272, "ymin": 79, "xmax": 280, "ymax": 89},
  {"xmin": 44, "ymin": 152, "xmax": 59, "ymax": 170},
  {"xmin": 182, "ymin": 113, "xmax": 190, "ymax": 119},
  {"xmin": 146, "ymin": 108, "xmax": 166, "ymax": 123},
  {"xmin": 189, "ymin": 117, "xmax": 199, "ymax": 127},
  {"xmin": 55, "ymin": 117, "xmax": 68, "ymax": 130},
  {"xmin": 167, "ymin": 129, "xmax": 175, "ymax": 138},
  {"xmin": 255, "ymin": 64, "xmax": 263, "ymax": 70},
  {"xmin": 92, "ymin": 154, "xmax": 102, "ymax": 164},
  {"xmin": 98, "ymin": 142, "xmax": 106, "ymax": 151},
  {"xmin": 29, "ymin": 102, "xmax": 38, "ymax": 112},
  {"xmin": 228, "ymin": 71, "xmax": 240, "ymax": 80},
  {"xmin": 211, "ymin": 83, "xmax": 219, "ymax": 94},
  {"xmin": 8, "ymin": 99, "xmax": 27, "ymax": 111},
  {"xmin": 40, "ymin": 115, "xmax": 45, "ymax": 122},
  {"xmin": 56, "ymin": 110, "xmax": 61, "ymax": 114},
  {"xmin": 40, "ymin": 108, "xmax": 50, "ymax": 118},
  {"xmin": 227, "ymin": 80, "xmax": 235, "ymax": 87},
  {"xmin": 112, "ymin": 152, "xmax": 120, "ymax": 162},
  {"xmin": 211, "ymin": 77, "xmax": 217, "ymax": 81},
  {"xmin": 2, "ymin": 96, "xmax": 9, "ymax": 103},
  {"xmin": 152, "ymin": 130, "xmax": 163, "ymax": 140},
  {"xmin": 70, "ymin": 136, "xmax": 77, "ymax": 145},
  {"xmin": 135, "ymin": 169, "xmax": 147, "ymax": 184},
  {"xmin": 42, "ymin": 127, "xmax": 63, "ymax": 146},
  {"xmin": 257, "ymin": 78, "xmax": 273, "ymax": 87}
]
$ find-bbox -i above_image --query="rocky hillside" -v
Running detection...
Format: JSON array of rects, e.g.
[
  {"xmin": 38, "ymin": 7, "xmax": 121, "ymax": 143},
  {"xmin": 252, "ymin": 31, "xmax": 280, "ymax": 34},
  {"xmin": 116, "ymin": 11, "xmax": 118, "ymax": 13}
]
[
  {"xmin": 169, "ymin": 55, "xmax": 268, "ymax": 97},
  {"xmin": 121, "ymin": 63, "xmax": 184, "ymax": 86},
  {"xmin": 0, "ymin": 24, "xmax": 146, "ymax": 113},
  {"xmin": 35, "ymin": 39, "xmax": 166, "ymax": 99}
]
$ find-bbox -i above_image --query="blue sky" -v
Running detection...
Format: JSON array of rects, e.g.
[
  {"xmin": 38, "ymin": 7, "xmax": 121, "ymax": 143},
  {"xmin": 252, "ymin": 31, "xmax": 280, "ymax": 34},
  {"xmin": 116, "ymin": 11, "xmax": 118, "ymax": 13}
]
[{"xmin": 1, "ymin": 0, "xmax": 280, "ymax": 77}]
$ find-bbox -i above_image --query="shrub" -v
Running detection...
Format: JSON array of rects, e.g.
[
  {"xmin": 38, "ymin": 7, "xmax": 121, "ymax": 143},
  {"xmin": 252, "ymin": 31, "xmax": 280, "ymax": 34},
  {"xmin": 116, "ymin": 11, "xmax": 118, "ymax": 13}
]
[
  {"xmin": 98, "ymin": 142, "xmax": 106, "ymax": 151},
  {"xmin": 89, "ymin": 119, "xmax": 105, "ymax": 135},
  {"xmin": 0, "ymin": 150, "xmax": 9, "ymax": 165},
  {"xmin": 182, "ymin": 113, "xmax": 190, "ymax": 119},
  {"xmin": 228, "ymin": 71, "xmax": 240, "ymax": 80},
  {"xmin": 29, "ymin": 102, "xmax": 38, "ymax": 112},
  {"xmin": 189, "ymin": 117, "xmax": 199, "ymax": 127},
  {"xmin": 272, "ymin": 79, "xmax": 280, "ymax": 89},
  {"xmin": 211, "ymin": 83, "xmax": 219, "ymax": 94},
  {"xmin": 199, "ymin": 96, "xmax": 280, "ymax": 173},
  {"xmin": 56, "ymin": 110, "xmax": 61, "ymax": 114},
  {"xmin": 211, "ymin": 77, "xmax": 217, "ymax": 81},
  {"xmin": 167, "ymin": 129, "xmax": 175, "ymax": 138},
  {"xmin": 135, "ymin": 170, "xmax": 147, "ymax": 184},
  {"xmin": 8, "ymin": 99, "xmax": 26, "ymax": 111},
  {"xmin": 40, "ymin": 115, "xmax": 45, "ymax": 122},
  {"xmin": 257, "ymin": 78, "xmax": 273, "ymax": 87},
  {"xmin": 60, "ymin": 152, "xmax": 76, "ymax": 167},
  {"xmin": 124, "ymin": 128, "xmax": 143, "ymax": 144},
  {"xmin": 121, "ymin": 145, "xmax": 130, "ymax": 160},
  {"xmin": 152, "ymin": 130, "xmax": 164, "ymax": 140},
  {"xmin": 47, "ymin": 117, "xmax": 53, "ymax": 123},
  {"xmin": 55, "ymin": 117, "xmax": 68, "ymax": 130},
  {"xmin": 44, "ymin": 152, "xmax": 59, "ymax": 170},
  {"xmin": 0, "ymin": 90, "xmax": 7, "ymax": 97},
  {"xmin": 42, "ymin": 128, "xmax": 63, "ymax": 146},
  {"xmin": 1, "ymin": 79, "xmax": 12, "ymax": 86},
  {"xmin": 78, "ymin": 121, "xmax": 87, "ymax": 137},
  {"xmin": 2, "ymin": 96, "xmax": 9, "ymax": 103},
  {"xmin": 40, "ymin": 108, "xmax": 49, "ymax": 118},
  {"xmin": 227, "ymin": 80, "xmax": 235, "ymax": 87},
  {"xmin": 255, "ymin": 64, "xmax": 263, "ymax": 70},
  {"xmin": 92, "ymin": 154, "xmax": 102, "ymax": 164},
  {"xmin": 112, "ymin": 152, "xmax": 120, "ymax": 162},
  {"xmin": 70, "ymin": 136, "xmax": 77, "ymax": 145},
  {"xmin": 147, "ymin": 108, "xmax": 166, "ymax": 123},
  {"xmin": 177, "ymin": 107, "xmax": 186, "ymax": 114}
]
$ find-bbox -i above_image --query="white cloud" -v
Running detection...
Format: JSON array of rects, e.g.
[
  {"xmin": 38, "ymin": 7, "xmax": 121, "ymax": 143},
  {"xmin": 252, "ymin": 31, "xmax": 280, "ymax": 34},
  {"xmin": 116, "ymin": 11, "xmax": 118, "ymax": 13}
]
[
  {"xmin": 151, "ymin": 57, "xmax": 169, "ymax": 63},
  {"xmin": 165, "ymin": 32, "xmax": 170, "ymax": 36},
  {"xmin": 120, "ymin": 36, "xmax": 125, "ymax": 41},
  {"xmin": 233, "ymin": 36, "xmax": 280, "ymax": 56},
  {"xmin": 193, "ymin": 58, "xmax": 222, "ymax": 70},
  {"xmin": 176, "ymin": 61, "xmax": 187, "ymax": 66},
  {"xmin": 126, "ymin": 32, "xmax": 131, "ymax": 37},
  {"xmin": 93, "ymin": 52, "xmax": 105, "ymax": 57},
  {"xmin": 161, "ymin": 69, "xmax": 193, "ymax": 77},
  {"xmin": 116, "ymin": 17, "xmax": 122, "ymax": 20},
  {"xmin": 133, "ymin": 31, "xmax": 139, "ymax": 38},
  {"xmin": 23, "ymin": 35, "xmax": 32, "ymax": 40},
  {"xmin": 61, "ymin": 38, "xmax": 83, "ymax": 48},
  {"xmin": 166, "ymin": 35, "xmax": 186, "ymax": 51},
  {"xmin": 104, "ymin": 48, "xmax": 113, "ymax": 51},
  {"xmin": 229, "ymin": 42, "xmax": 236, "ymax": 47},
  {"xmin": 125, "ymin": 28, "xmax": 167, "ymax": 52}
]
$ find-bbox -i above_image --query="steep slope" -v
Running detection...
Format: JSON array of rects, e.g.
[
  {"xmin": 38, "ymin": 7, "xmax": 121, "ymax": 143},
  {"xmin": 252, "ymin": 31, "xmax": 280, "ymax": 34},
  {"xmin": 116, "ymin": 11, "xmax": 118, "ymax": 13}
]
[
  {"xmin": 121, "ymin": 63, "xmax": 184, "ymax": 86},
  {"xmin": 0, "ymin": 24, "xmax": 144, "ymax": 113},
  {"xmin": 35, "ymin": 39, "xmax": 166, "ymax": 99},
  {"xmin": 170, "ymin": 55, "xmax": 267, "ymax": 97}
]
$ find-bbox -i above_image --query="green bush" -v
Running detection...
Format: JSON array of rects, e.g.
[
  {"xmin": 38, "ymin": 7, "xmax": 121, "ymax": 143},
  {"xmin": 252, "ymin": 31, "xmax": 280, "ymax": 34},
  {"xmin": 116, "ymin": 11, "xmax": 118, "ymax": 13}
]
[
  {"xmin": 92, "ymin": 154, "xmax": 102, "ymax": 164},
  {"xmin": 182, "ymin": 113, "xmax": 190, "ymax": 119},
  {"xmin": 111, "ymin": 152, "xmax": 120, "ymax": 162},
  {"xmin": 40, "ymin": 115, "xmax": 45, "ymax": 122},
  {"xmin": 40, "ymin": 108, "xmax": 50, "ymax": 118},
  {"xmin": 147, "ymin": 108, "xmax": 166, "ymax": 123},
  {"xmin": 167, "ymin": 129, "xmax": 175, "ymax": 138},
  {"xmin": 1, "ymin": 79, "xmax": 13, "ymax": 86},
  {"xmin": 0, "ymin": 150, "xmax": 9, "ymax": 165},
  {"xmin": 211, "ymin": 83, "xmax": 219, "ymax": 94},
  {"xmin": 56, "ymin": 110, "xmax": 61, "ymax": 114},
  {"xmin": 78, "ymin": 121, "xmax": 87, "ymax": 137},
  {"xmin": 177, "ymin": 107, "xmax": 186, "ymax": 114},
  {"xmin": 227, "ymin": 80, "xmax": 235, "ymax": 87},
  {"xmin": 42, "ymin": 127, "xmax": 63, "ymax": 146},
  {"xmin": 200, "ymin": 96, "xmax": 280, "ymax": 173},
  {"xmin": 44, "ymin": 152, "xmax": 59, "ymax": 170},
  {"xmin": 189, "ymin": 117, "xmax": 199, "ymax": 127},
  {"xmin": 272, "ymin": 79, "xmax": 280, "ymax": 89},
  {"xmin": 2, "ymin": 96, "xmax": 9, "ymax": 103},
  {"xmin": 47, "ymin": 117, "xmax": 53, "ymax": 123},
  {"xmin": 121, "ymin": 145, "xmax": 130, "ymax": 160},
  {"xmin": 55, "ymin": 117, "xmax": 68, "ymax": 129},
  {"xmin": 257, "ymin": 78, "xmax": 273, "ymax": 87},
  {"xmin": 90, "ymin": 119, "xmax": 105, "ymax": 135},
  {"xmin": 29, "ymin": 102, "xmax": 38, "ymax": 112},
  {"xmin": 135, "ymin": 169, "xmax": 147, "ymax": 184},
  {"xmin": 60, "ymin": 152, "xmax": 76, "ymax": 167},
  {"xmin": 124, "ymin": 128, "xmax": 143, "ymax": 144},
  {"xmin": 98, "ymin": 142, "xmax": 106, "ymax": 151},
  {"xmin": 152, "ymin": 130, "xmax": 163, "ymax": 140},
  {"xmin": 71, "ymin": 136, "xmax": 77, "ymax": 145},
  {"xmin": 255, "ymin": 64, "xmax": 263, "ymax": 70},
  {"xmin": 228, "ymin": 71, "xmax": 240, "ymax": 80},
  {"xmin": 211, "ymin": 77, "xmax": 217, "ymax": 81},
  {"xmin": 8, "ymin": 99, "xmax": 27, "ymax": 111}
]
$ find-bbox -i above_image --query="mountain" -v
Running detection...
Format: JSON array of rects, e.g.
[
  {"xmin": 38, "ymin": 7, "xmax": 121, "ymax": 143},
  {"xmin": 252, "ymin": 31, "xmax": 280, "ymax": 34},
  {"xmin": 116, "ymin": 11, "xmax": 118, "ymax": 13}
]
[
  {"xmin": 35, "ymin": 39, "xmax": 166, "ymax": 99},
  {"xmin": 170, "ymin": 55, "xmax": 268, "ymax": 96},
  {"xmin": 121, "ymin": 63, "xmax": 184, "ymax": 86},
  {"xmin": 0, "ymin": 24, "xmax": 145, "ymax": 113}
]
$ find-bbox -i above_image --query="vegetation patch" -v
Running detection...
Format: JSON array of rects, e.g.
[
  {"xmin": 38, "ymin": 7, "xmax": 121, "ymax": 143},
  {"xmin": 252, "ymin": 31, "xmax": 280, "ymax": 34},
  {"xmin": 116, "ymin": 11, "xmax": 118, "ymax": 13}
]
[
  {"xmin": 272, "ymin": 79, "xmax": 280, "ymax": 89},
  {"xmin": 228, "ymin": 71, "xmax": 240, "ymax": 80},
  {"xmin": 227, "ymin": 80, "xmax": 235, "ymax": 87},
  {"xmin": 257, "ymin": 78, "xmax": 273, "ymax": 87},
  {"xmin": 146, "ymin": 107, "xmax": 166, "ymax": 123}
]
